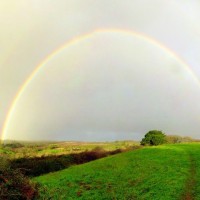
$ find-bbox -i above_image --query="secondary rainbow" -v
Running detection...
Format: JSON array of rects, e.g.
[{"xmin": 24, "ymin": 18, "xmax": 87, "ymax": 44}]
[{"xmin": 2, "ymin": 28, "xmax": 200, "ymax": 140}]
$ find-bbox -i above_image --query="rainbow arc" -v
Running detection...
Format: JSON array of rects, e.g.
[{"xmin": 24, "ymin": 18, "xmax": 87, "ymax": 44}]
[{"xmin": 2, "ymin": 28, "xmax": 199, "ymax": 140}]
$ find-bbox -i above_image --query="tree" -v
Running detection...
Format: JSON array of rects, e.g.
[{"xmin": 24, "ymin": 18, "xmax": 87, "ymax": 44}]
[
  {"xmin": 165, "ymin": 135, "xmax": 182, "ymax": 144},
  {"xmin": 140, "ymin": 130, "xmax": 166, "ymax": 146}
]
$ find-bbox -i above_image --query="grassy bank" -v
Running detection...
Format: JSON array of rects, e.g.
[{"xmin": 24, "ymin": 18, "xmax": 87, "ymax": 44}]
[
  {"xmin": 34, "ymin": 144, "xmax": 200, "ymax": 199},
  {"xmin": 0, "ymin": 140, "xmax": 138, "ymax": 199}
]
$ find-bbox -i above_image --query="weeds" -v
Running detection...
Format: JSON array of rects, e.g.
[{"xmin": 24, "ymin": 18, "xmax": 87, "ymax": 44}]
[{"xmin": 0, "ymin": 156, "xmax": 38, "ymax": 200}]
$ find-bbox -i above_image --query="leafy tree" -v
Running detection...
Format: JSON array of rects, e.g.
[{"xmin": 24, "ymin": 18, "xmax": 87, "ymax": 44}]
[{"xmin": 141, "ymin": 130, "xmax": 166, "ymax": 146}]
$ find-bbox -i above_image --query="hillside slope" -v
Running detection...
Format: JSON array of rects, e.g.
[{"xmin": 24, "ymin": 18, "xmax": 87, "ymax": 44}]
[{"xmin": 34, "ymin": 144, "xmax": 200, "ymax": 200}]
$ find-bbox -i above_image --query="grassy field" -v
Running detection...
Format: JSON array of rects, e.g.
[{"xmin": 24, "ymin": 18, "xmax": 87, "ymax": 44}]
[
  {"xmin": 0, "ymin": 140, "xmax": 139, "ymax": 159},
  {"xmin": 33, "ymin": 143, "xmax": 200, "ymax": 200},
  {"xmin": 1, "ymin": 140, "xmax": 139, "ymax": 199}
]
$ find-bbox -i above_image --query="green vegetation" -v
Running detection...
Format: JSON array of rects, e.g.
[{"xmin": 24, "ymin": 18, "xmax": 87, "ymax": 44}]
[
  {"xmin": 10, "ymin": 146, "xmax": 140, "ymax": 177},
  {"xmin": 34, "ymin": 143, "xmax": 200, "ymax": 200},
  {"xmin": 1, "ymin": 138, "xmax": 200, "ymax": 199},
  {"xmin": 141, "ymin": 130, "xmax": 166, "ymax": 146},
  {"xmin": 0, "ymin": 140, "xmax": 139, "ymax": 199},
  {"xmin": 165, "ymin": 135, "xmax": 197, "ymax": 144},
  {"xmin": 178, "ymin": 144, "xmax": 200, "ymax": 199},
  {"xmin": 0, "ymin": 140, "xmax": 139, "ymax": 159},
  {"xmin": 0, "ymin": 156, "xmax": 37, "ymax": 200}
]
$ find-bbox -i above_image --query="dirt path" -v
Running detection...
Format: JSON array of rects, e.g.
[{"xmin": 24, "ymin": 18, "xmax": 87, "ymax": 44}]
[{"xmin": 181, "ymin": 153, "xmax": 196, "ymax": 200}]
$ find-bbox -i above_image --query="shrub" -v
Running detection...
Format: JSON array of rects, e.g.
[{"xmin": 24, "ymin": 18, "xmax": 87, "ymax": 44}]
[
  {"xmin": 2, "ymin": 142, "xmax": 24, "ymax": 149},
  {"xmin": 0, "ymin": 156, "xmax": 10, "ymax": 172},
  {"xmin": 165, "ymin": 135, "xmax": 194, "ymax": 144},
  {"xmin": 0, "ymin": 156, "xmax": 38, "ymax": 200},
  {"xmin": 165, "ymin": 135, "xmax": 182, "ymax": 144},
  {"xmin": 141, "ymin": 130, "xmax": 166, "ymax": 146},
  {"xmin": 10, "ymin": 147, "xmax": 127, "ymax": 177}
]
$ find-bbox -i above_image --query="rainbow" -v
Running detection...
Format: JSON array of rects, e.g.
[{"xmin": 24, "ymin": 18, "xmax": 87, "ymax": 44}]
[{"xmin": 2, "ymin": 28, "xmax": 200, "ymax": 140}]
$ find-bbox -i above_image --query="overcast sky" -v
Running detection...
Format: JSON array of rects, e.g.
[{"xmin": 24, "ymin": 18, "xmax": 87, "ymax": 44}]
[{"xmin": 1, "ymin": 0, "xmax": 200, "ymax": 141}]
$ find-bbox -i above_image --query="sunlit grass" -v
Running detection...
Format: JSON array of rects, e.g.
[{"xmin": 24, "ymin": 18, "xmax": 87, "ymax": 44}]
[{"xmin": 34, "ymin": 144, "xmax": 200, "ymax": 199}]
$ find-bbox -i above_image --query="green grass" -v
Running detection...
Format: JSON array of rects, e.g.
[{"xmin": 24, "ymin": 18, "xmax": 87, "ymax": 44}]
[
  {"xmin": 33, "ymin": 143, "xmax": 200, "ymax": 199},
  {"xmin": 0, "ymin": 147, "xmax": 14, "ymax": 155},
  {"xmin": 178, "ymin": 143, "xmax": 200, "ymax": 199}
]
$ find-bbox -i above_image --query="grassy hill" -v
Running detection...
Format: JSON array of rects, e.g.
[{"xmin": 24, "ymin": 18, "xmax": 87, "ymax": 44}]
[{"xmin": 33, "ymin": 143, "xmax": 200, "ymax": 200}]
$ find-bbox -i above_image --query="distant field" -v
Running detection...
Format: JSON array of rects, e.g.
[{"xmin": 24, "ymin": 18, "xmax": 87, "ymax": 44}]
[
  {"xmin": 0, "ymin": 140, "xmax": 139, "ymax": 159},
  {"xmin": 34, "ymin": 143, "xmax": 200, "ymax": 200}
]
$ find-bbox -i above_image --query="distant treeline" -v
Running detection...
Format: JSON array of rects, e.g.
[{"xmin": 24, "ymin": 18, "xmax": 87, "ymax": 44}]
[
  {"xmin": 0, "ymin": 140, "xmax": 58, "ymax": 148},
  {"xmin": 165, "ymin": 135, "xmax": 200, "ymax": 144}
]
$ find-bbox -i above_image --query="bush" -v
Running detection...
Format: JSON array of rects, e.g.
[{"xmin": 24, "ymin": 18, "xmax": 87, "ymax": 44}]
[
  {"xmin": 141, "ymin": 130, "xmax": 166, "ymax": 146},
  {"xmin": 2, "ymin": 142, "xmax": 24, "ymax": 149},
  {"xmin": 165, "ymin": 135, "xmax": 182, "ymax": 144},
  {"xmin": 0, "ymin": 156, "xmax": 37, "ymax": 200},
  {"xmin": 10, "ymin": 147, "xmax": 127, "ymax": 177},
  {"xmin": 0, "ymin": 156, "xmax": 10, "ymax": 172},
  {"xmin": 165, "ymin": 135, "xmax": 194, "ymax": 144}
]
